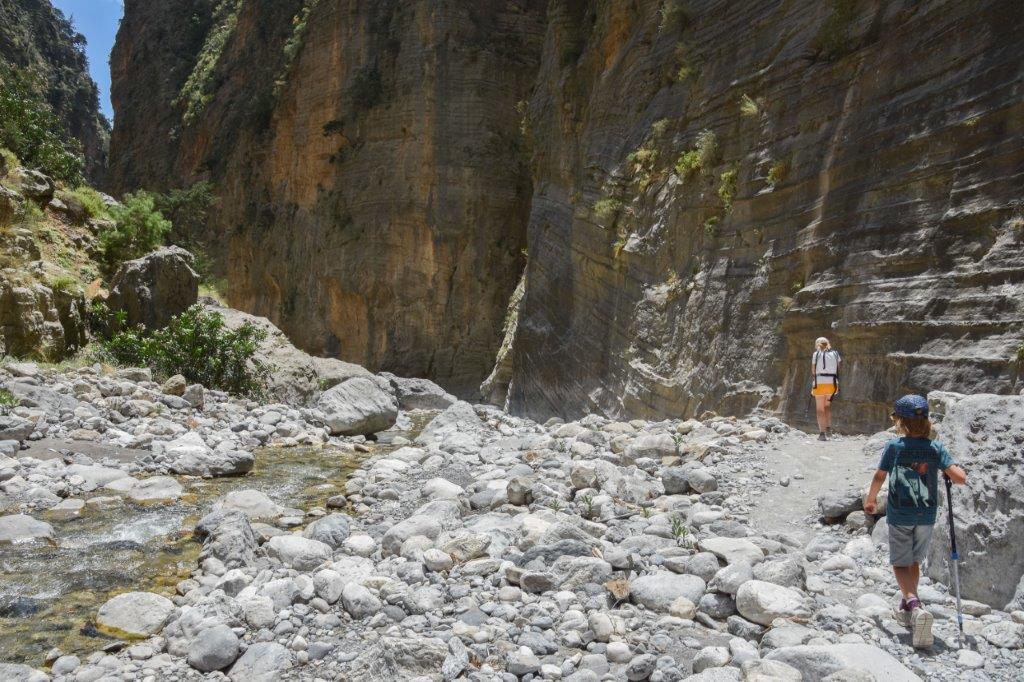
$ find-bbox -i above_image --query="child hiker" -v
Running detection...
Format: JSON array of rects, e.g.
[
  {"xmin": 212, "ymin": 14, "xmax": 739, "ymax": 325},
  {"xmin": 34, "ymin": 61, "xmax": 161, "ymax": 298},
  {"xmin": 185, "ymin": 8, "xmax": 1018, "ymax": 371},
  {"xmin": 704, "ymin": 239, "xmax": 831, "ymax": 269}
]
[{"xmin": 863, "ymin": 394, "xmax": 967, "ymax": 648}]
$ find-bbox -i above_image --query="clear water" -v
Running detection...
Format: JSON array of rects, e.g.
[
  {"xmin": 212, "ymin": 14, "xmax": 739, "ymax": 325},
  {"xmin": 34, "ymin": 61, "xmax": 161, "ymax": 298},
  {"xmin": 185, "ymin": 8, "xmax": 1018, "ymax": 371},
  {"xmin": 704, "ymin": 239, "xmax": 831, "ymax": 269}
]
[{"xmin": 0, "ymin": 445, "xmax": 368, "ymax": 665}]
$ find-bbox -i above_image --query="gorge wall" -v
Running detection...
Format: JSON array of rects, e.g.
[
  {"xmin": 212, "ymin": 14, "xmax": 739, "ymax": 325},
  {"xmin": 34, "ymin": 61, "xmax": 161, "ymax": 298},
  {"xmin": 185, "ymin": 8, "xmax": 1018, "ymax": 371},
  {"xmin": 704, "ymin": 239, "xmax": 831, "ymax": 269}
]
[
  {"xmin": 109, "ymin": 0, "xmax": 1024, "ymax": 431},
  {"xmin": 0, "ymin": 0, "xmax": 109, "ymax": 181},
  {"xmin": 108, "ymin": 0, "xmax": 545, "ymax": 396}
]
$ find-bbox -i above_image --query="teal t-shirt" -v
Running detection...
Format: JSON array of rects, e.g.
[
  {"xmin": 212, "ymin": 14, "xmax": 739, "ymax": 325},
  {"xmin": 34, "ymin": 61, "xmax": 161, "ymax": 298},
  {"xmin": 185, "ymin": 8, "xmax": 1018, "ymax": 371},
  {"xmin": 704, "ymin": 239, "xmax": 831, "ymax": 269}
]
[{"xmin": 878, "ymin": 437, "xmax": 954, "ymax": 527}]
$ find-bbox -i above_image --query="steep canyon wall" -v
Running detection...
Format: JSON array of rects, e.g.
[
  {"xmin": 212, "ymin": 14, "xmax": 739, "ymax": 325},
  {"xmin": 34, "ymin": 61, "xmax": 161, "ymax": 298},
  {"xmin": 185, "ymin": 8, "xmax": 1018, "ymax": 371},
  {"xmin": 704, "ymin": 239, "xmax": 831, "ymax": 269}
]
[
  {"xmin": 109, "ymin": 0, "xmax": 545, "ymax": 396},
  {"xmin": 109, "ymin": 0, "xmax": 1024, "ymax": 430},
  {"xmin": 508, "ymin": 0, "xmax": 1024, "ymax": 431}
]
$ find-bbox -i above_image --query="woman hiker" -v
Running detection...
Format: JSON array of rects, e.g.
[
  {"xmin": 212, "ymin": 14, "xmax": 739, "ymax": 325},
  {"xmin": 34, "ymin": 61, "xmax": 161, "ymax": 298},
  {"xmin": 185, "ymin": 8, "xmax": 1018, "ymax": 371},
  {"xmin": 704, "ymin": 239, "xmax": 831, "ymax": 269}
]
[{"xmin": 811, "ymin": 336, "xmax": 841, "ymax": 440}]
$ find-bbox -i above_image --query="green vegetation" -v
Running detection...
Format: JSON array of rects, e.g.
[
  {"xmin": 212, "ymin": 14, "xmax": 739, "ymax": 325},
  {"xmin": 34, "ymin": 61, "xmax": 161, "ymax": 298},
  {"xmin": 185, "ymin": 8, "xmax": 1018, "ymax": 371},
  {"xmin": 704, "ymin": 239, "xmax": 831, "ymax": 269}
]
[
  {"xmin": 275, "ymin": 0, "xmax": 323, "ymax": 96},
  {"xmin": 740, "ymin": 93, "xmax": 760, "ymax": 117},
  {"xmin": 594, "ymin": 197, "xmax": 623, "ymax": 225},
  {"xmin": 767, "ymin": 158, "xmax": 789, "ymax": 188},
  {"xmin": 177, "ymin": 0, "xmax": 243, "ymax": 125},
  {"xmin": 718, "ymin": 168, "xmax": 738, "ymax": 210},
  {"xmin": 0, "ymin": 147, "xmax": 18, "ymax": 173},
  {"xmin": 651, "ymin": 118, "xmax": 671, "ymax": 138},
  {"xmin": 99, "ymin": 193, "xmax": 172, "ymax": 273},
  {"xmin": 152, "ymin": 181, "xmax": 216, "ymax": 248},
  {"xmin": 60, "ymin": 186, "xmax": 110, "ymax": 220},
  {"xmin": 549, "ymin": 499, "xmax": 563, "ymax": 512},
  {"xmin": 581, "ymin": 494, "xmax": 595, "ymax": 517},
  {"xmin": 0, "ymin": 388, "xmax": 16, "ymax": 411},
  {"xmin": 47, "ymin": 273, "xmax": 80, "ymax": 295},
  {"xmin": 350, "ymin": 65, "xmax": 383, "ymax": 111},
  {"xmin": 612, "ymin": 232, "xmax": 629, "ymax": 259},
  {"xmin": 658, "ymin": 0, "xmax": 692, "ymax": 33},
  {"xmin": 703, "ymin": 216, "xmax": 720, "ymax": 236},
  {"xmin": 673, "ymin": 42, "xmax": 694, "ymax": 82},
  {"xmin": 0, "ymin": 67, "xmax": 84, "ymax": 184},
  {"xmin": 102, "ymin": 304, "xmax": 268, "ymax": 398},
  {"xmin": 674, "ymin": 129, "xmax": 717, "ymax": 179}
]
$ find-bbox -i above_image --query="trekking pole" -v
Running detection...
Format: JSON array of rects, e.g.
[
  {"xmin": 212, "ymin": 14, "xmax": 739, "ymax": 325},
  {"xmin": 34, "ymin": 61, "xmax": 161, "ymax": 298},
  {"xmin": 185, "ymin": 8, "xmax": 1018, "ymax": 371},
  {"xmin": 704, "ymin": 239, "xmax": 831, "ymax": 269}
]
[{"xmin": 944, "ymin": 474, "xmax": 964, "ymax": 646}]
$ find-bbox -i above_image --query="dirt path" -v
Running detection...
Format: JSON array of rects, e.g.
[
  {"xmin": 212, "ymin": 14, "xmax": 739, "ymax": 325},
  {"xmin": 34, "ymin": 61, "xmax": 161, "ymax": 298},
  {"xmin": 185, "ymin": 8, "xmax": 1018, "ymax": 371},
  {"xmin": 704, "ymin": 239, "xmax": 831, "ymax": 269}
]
[{"xmin": 750, "ymin": 430, "xmax": 877, "ymax": 542}]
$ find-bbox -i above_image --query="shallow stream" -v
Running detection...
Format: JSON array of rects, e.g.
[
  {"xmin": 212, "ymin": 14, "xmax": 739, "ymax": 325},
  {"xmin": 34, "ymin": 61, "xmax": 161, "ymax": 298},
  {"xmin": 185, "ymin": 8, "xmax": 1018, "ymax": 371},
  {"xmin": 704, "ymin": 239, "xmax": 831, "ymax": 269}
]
[{"xmin": 0, "ymin": 444, "xmax": 369, "ymax": 664}]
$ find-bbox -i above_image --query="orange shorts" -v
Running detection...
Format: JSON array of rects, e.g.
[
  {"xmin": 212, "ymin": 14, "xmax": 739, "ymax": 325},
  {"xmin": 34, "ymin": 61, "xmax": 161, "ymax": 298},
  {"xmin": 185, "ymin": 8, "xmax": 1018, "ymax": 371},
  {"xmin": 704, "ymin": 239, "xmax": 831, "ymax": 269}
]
[{"xmin": 812, "ymin": 384, "xmax": 837, "ymax": 397}]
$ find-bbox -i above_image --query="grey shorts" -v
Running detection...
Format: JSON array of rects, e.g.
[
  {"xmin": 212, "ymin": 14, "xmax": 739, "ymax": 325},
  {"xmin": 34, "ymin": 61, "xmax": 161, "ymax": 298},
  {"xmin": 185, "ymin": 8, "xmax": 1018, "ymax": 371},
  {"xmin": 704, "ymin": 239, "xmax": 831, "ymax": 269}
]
[{"xmin": 888, "ymin": 523, "xmax": 934, "ymax": 567}]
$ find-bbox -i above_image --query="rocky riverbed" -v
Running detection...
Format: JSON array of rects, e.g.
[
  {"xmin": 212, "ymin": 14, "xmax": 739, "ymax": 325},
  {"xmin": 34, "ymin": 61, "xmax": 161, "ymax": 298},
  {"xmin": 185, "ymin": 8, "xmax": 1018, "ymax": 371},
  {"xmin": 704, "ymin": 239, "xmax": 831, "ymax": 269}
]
[{"xmin": 1, "ymin": 361, "xmax": 1023, "ymax": 681}]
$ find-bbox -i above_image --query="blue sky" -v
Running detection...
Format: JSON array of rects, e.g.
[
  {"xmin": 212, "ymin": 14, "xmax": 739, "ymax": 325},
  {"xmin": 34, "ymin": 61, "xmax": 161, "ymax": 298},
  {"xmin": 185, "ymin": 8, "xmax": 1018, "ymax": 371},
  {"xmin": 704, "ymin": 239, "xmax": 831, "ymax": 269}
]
[{"xmin": 52, "ymin": 0, "xmax": 123, "ymax": 120}]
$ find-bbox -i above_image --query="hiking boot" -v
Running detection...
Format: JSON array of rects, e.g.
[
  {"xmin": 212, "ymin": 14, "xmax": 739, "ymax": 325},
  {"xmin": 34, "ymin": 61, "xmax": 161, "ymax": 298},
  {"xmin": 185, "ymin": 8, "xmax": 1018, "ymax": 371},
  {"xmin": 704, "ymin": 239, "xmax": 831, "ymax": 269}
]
[
  {"xmin": 818, "ymin": 432, "xmax": 827, "ymax": 441},
  {"xmin": 908, "ymin": 598, "xmax": 934, "ymax": 648}
]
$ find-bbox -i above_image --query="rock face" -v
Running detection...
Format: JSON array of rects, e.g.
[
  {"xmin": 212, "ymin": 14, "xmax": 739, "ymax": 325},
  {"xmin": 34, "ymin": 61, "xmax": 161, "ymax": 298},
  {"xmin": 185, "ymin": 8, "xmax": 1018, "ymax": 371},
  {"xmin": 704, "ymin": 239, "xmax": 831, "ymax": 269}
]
[
  {"xmin": 109, "ymin": 0, "xmax": 1024, "ymax": 427},
  {"xmin": 506, "ymin": 0, "xmax": 1024, "ymax": 431},
  {"xmin": 926, "ymin": 392, "xmax": 1024, "ymax": 609},
  {"xmin": 0, "ymin": 278, "xmax": 87, "ymax": 360},
  {"xmin": 0, "ymin": 0, "xmax": 109, "ymax": 180},
  {"xmin": 107, "ymin": 246, "xmax": 200, "ymax": 330},
  {"xmin": 108, "ymin": 0, "xmax": 546, "ymax": 397}
]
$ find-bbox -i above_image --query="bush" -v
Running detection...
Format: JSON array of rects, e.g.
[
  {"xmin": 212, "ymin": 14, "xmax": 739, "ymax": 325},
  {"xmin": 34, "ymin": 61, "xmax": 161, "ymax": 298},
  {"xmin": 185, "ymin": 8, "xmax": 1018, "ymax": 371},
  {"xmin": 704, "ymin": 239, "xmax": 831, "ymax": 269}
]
[
  {"xmin": 152, "ymin": 181, "xmax": 216, "ymax": 246},
  {"xmin": 100, "ymin": 192, "xmax": 172, "ymax": 273},
  {"xmin": 740, "ymin": 94, "xmax": 760, "ymax": 117},
  {"xmin": 62, "ymin": 186, "xmax": 110, "ymax": 220},
  {"xmin": 102, "ymin": 304, "xmax": 268, "ymax": 397},
  {"xmin": 0, "ymin": 67, "xmax": 84, "ymax": 184},
  {"xmin": 177, "ymin": 0, "xmax": 243, "ymax": 124},
  {"xmin": 718, "ymin": 168, "xmax": 738, "ymax": 210},
  {"xmin": 594, "ymin": 197, "xmax": 623, "ymax": 225}
]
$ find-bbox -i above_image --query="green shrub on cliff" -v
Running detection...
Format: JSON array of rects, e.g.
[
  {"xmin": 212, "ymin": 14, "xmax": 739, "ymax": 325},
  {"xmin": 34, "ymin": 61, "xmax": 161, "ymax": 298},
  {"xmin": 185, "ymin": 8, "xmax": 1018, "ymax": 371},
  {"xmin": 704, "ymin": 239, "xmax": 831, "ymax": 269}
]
[
  {"xmin": 103, "ymin": 304, "xmax": 268, "ymax": 397},
  {"xmin": 594, "ymin": 197, "xmax": 623, "ymax": 226},
  {"xmin": 275, "ymin": 0, "xmax": 323, "ymax": 95},
  {"xmin": 177, "ymin": 0, "xmax": 243, "ymax": 124},
  {"xmin": 0, "ymin": 67, "xmax": 84, "ymax": 184},
  {"xmin": 99, "ymin": 192, "xmax": 172, "ymax": 272}
]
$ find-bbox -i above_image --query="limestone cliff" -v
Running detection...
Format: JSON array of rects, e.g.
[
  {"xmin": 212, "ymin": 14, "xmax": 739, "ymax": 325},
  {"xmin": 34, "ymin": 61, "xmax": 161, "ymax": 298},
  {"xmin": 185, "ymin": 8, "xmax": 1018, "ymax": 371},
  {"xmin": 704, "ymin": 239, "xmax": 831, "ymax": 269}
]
[
  {"xmin": 0, "ymin": 0, "xmax": 109, "ymax": 181},
  {"xmin": 109, "ymin": 0, "xmax": 545, "ymax": 396},
  {"xmin": 508, "ymin": 0, "xmax": 1024, "ymax": 432},
  {"xmin": 110, "ymin": 0, "xmax": 1024, "ymax": 430}
]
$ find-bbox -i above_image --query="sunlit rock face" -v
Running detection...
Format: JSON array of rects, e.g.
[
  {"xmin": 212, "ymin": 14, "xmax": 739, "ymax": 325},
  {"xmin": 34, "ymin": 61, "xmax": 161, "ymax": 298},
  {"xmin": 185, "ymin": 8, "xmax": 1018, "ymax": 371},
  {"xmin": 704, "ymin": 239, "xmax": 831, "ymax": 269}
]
[
  {"xmin": 109, "ymin": 0, "xmax": 545, "ymax": 397},
  {"xmin": 508, "ymin": 0, "xmax": 1024, "ymax": 431},
  {"xmin": 110, "ymin": 0, "xmax": 1024, "ymax": 429}
]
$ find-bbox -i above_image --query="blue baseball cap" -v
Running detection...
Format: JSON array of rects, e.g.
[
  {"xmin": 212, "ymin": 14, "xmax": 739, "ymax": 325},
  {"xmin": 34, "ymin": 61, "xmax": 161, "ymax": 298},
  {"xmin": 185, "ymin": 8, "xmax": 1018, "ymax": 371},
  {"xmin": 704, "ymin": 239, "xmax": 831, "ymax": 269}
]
[{"xmin": 892, "ymin": 394, "xmax": 929, "ymax": 418}]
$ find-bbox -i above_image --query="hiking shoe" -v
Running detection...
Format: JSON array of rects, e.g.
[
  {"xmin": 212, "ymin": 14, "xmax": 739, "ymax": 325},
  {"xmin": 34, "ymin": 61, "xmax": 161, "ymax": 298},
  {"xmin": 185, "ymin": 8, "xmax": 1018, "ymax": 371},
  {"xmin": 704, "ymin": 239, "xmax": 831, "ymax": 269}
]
[
  {"xmin": 818, "ymin": 432, "xmax": 827, "ymax": 441},
  {"xmin": 909, "ymin": 601, "xmax": 934, "ymax": 648},
  {"xmin": 893, "ymin": 599, "xmax": 911, "ymax": 626}
]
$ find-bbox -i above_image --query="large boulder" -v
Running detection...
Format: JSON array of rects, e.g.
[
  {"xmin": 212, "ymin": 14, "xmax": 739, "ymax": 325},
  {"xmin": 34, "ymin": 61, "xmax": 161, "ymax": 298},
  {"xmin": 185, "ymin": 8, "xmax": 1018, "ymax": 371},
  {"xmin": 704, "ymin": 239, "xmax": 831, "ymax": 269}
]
[
  {"xmin": 96, "ymin": 591, "xmax": 175, "ymax": 637},
  {"xmin": 765, "ymin": 643, "xmax": 919, "ymax": 681},
  {"xmin": 107, "ymin": 246, "xmax": 199, "ymax": 330},
  {"xmin": 159, "ymin": 431, "xmax": 254, "ymax": 477},
  {"xmin": 207, "ymin": 302, "xmax": 370, "ymax": 406},
  {"xmin": 316, "ymin": 376, "xmax": 398, "ymax": 436},
  {"xmin": 380, "ymin": 373, "xmax": 457, "ymax": 411},
  {"xmin": 9, "ymin": 167, "xmax": 54, "ymax": 204},
  {"xmin": 926, "ymin": 392, "xmax": 1024, "ymax": 608},
  {"xmin": 3, "ymin": 381, "xmax": 78, "ymax": 414},
  {"xmin": 415, "ymin": 401, "xmax": 497, "ymax": 454},
  {"xmin": 0, "ymin": 514, "xmax": 54, "ymax": 544}
]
